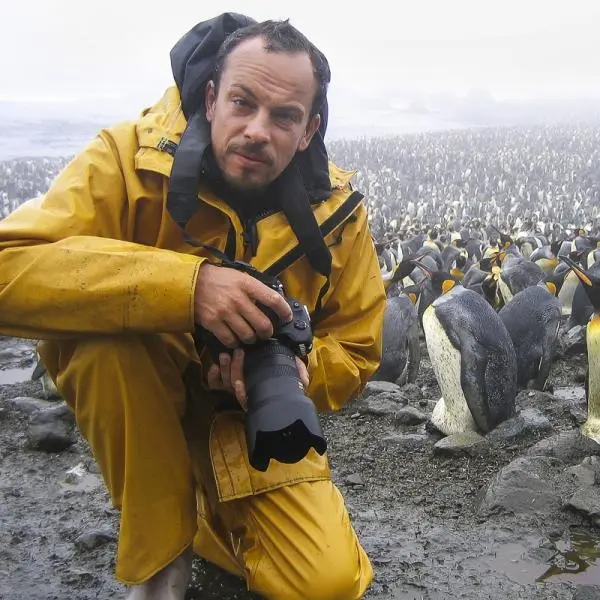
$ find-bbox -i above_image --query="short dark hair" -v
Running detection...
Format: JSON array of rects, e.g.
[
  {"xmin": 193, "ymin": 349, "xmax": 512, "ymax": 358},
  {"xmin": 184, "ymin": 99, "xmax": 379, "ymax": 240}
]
[{"xmin": 213, "ymin": 19, "xmax": 330, "ymax": 118}]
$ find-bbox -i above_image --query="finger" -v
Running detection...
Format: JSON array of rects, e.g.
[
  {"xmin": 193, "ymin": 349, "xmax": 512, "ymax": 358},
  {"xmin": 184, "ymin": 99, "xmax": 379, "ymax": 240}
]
[
  {"xmin": 207, "ymin": 364, "xmax": 223, "ymax": 390},
  {"xmin": 244, "ymin": 278, "xmax": 293, "ymax": 323},
  {"xmin": 212, "ymin": 322, "xmax": 239, "ymax": 349},
  {"xmin": 226, "ymin": 314, "xmax": 257, "ymax": 345},
  {"xmin": 239, "ymin": 303, "xmax": 275, "ymax": 340},
  {"xmin": 219, "ymin": 353, "xmax": 232, "ymax": 390},
  {"xmin": 231, "ymin": 349, "xmax": 247, "ymax": 408},
  {"xmin": 295, "ymin": 357, "xmax": 310, "ymax": 390},
  {"xmin": 235, "ymin": 380, "xmax": 248, "ymax": 411}
]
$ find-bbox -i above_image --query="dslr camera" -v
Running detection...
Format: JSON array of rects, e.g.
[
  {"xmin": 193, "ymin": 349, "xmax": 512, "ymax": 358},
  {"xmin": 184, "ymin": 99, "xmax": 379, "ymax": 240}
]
[{"xmin": 196, "ymin": 260, "xmax": 327, "ymax": 471}]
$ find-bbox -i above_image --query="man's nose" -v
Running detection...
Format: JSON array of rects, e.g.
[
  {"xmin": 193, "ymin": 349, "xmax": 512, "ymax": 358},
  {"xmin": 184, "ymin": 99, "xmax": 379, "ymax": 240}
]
[{"xmin": 244, "ymin": 110, "xmax": 270, "ymax": 144}]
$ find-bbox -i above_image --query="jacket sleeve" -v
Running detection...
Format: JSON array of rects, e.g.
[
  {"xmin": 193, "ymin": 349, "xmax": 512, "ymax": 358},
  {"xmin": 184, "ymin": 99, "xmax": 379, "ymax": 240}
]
[
  {"xmin": 0, "ymin": 130, "xmax": 203, "ymax": 340},
  {"xmin": 306, "ymin": 202, "xmax": 386, "ymax": 412}
]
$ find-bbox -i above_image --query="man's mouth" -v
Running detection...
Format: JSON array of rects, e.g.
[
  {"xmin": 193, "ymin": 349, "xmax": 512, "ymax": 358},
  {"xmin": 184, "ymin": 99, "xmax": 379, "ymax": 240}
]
[{"xmin": 232, "ymin": 149, "xmax": 270, "ymax": 166}]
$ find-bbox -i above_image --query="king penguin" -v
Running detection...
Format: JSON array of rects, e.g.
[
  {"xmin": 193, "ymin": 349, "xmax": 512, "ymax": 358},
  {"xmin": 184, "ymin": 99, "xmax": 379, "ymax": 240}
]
[
  {"xmin": 372, "ymin": 261, "xmax": 422, "ymax": 385},
  {"xmin": 415, "ymin": 266, "xmax": 517, "ymax": 435},
  {"xmin": 560, "ymin": 256, "xmax": 600, "ymax": 444},
  {"xmin": 498, "ymin": 281, "xmax": 562, "ymax": 390}
]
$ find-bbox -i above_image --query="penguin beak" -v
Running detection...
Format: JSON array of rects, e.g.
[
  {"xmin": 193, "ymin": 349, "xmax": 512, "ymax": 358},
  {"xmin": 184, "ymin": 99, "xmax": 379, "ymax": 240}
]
[{"xmin": 559, "ymin": 255, "xmax": 593, "ymax": 287}]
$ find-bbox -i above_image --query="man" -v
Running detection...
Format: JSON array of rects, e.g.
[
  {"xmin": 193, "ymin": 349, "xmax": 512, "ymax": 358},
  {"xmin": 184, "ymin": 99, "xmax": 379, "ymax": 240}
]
[{"xmin": 0, "ymin": 14, "xmax": 385, "ymax": 600}]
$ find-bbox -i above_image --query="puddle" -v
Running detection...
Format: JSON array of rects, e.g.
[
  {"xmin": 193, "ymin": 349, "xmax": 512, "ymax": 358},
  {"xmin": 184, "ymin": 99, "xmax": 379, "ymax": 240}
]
[
  {"xmin": 489, "ymin": 543, "xmax": 549, "ymax": 584},
  {"xmin": 553, "ymin": 387, "xmax": 586, "ymax": 402},
  {"xmin": 0, "ymin": 364, "xmax": 35, "ymax": 385},
  {"xmin": 490, "ymin": 531, "xmax": 600, "ymax": 585},
  {"xmin": 538, "ymin": 531, "xmax": 600, "ymax": 584}
]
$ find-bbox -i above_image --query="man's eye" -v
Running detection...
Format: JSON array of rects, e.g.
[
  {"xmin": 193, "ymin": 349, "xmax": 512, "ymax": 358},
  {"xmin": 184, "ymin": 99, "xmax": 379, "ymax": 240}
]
[
  {"xmin": 232, "ymin": 98, "xmax": 250, "ymax": 107},
  {"xmin": 275, "ymin": 113, "xmax": 298, "ymax": 125}
]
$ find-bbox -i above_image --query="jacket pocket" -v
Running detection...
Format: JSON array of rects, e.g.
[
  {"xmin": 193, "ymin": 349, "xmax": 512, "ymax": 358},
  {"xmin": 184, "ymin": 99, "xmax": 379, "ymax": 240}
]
[{"xmin": 209, "ymin": 410, "xmax": 331, "ymax": 502}]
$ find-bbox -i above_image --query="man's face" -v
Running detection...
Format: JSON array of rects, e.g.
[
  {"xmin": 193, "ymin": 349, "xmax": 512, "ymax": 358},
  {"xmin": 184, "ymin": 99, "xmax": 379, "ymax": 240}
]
[{"xmin": 205, "ymin": 36, "xmax": 321, "ymax": 193}]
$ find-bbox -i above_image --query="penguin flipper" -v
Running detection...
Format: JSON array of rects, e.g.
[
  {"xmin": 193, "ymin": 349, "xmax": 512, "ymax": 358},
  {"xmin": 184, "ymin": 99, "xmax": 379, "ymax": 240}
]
[
  {"xmin": 459, "ymin": 333, "xmax": 517, "ymax": 432},
  {"xmin": 532, "ymin": 321, "xmax": 560, "ymax": 391},
  {"xmin": 406, "ymin": 322, "xmax": 421, "ymax": 383}
]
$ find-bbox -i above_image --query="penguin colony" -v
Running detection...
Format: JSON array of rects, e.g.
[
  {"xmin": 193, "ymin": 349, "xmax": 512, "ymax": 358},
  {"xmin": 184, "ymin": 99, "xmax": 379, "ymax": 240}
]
[
  {"xmin": 3, "ymin": 126, "xmax": 600, "ymax": 438},
  {"xmin": 372, "ymin": 226, "xmax": 600, "ymax": 442}
]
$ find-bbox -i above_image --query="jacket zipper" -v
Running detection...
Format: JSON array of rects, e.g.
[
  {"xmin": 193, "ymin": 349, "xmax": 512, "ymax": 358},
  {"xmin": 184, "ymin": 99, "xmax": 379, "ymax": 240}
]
[{"xmin": 240, "ymin": 207, "xmax": 280, "ymax": 258}]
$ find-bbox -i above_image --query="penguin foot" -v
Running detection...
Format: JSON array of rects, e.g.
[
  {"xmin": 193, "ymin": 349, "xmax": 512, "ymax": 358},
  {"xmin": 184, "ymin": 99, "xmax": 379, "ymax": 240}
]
[{"xmin": 431, "ymin": 397, "xmax": 478, "ymax": 436}]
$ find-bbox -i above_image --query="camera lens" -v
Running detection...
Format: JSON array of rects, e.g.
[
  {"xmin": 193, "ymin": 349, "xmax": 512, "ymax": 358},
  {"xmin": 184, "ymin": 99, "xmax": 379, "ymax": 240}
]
[{"xmin": 243, "ymin": 340, "xmax": 327, "ymax": 471}]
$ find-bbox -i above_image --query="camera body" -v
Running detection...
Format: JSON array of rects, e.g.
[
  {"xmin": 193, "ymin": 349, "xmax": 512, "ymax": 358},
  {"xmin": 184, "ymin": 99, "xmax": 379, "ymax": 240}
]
[{"xmin": 195, "ymin": 260, "xmax": 327, "ymax": 471}]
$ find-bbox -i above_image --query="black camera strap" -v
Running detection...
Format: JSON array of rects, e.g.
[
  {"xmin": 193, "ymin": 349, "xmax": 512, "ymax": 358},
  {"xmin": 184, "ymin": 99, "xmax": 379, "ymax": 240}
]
[{"xmin": 167, "ymin": 12, "xmax": 337, "ymax": 315}]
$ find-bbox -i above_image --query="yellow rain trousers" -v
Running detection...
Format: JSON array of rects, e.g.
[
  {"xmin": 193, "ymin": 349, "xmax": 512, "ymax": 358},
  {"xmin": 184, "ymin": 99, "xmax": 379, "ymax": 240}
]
[{"xmin": 0, "ymin": 87, "xmax": 386, "ymax": 599}]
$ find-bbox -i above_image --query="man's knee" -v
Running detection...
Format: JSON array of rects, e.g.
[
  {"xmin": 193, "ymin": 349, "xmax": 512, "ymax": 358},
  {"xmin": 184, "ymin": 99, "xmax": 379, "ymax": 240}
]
[
  {"xmin": 245, "ymin": 481, "xmax": 373, "ymax": 600},
  {"xmin": 289, "ymin": 542, "xmax": 370, "ymax": 600}
]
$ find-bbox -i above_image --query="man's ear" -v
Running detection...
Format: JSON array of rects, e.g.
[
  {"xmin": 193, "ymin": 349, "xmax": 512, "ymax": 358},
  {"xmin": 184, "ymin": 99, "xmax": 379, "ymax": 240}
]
[
  {"xmin": 205, "ymin": 80, "xmax": 216, "ymax": 122},
  {"xmin": 298, "ymin": 113, "xmax": 321, "ymax": 152}
]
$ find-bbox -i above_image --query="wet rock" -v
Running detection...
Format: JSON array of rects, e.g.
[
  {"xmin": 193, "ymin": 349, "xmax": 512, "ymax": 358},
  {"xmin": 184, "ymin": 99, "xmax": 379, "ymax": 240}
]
[
  {"xmin": 85, "ymin": 459, "xmax": 102, "ymax": 475},
  {"xmin": 527, "ymin": 430, "xmax": 600, "ymax": 465},
  {"xmin": 570, "ymin": 404, "xmax": 588, "ymax": 426},
  {"xmin": 433, "ymin": 432, "xmax": 486, "ymax": 456},
  {"xmin": 345, "ymin": 473, "xmax": 364, "ymax": 486},
  {"xmin": 394, "ymin": 406, "xmax": 428, "ymax": 426},
  {"xmin": 361, "ymin": 381, "xmax": 402, "ymax": 399},
  {"xmin": 74, "ymin": 530, "xmax": 116, "ymax": 551},
  {"xmin": 564, "ymin": 487, "xmax": 600, "ymax": 519},
  {"xmin": 27, "ymin": 403, "xmax": 76, "ymax": 453},
  {"xmin": 486, "ymin": 408, "xmax": 553, "ymax": 443},
  {"xmin": 575, "ymin": 368, "xmax": 588, "ymax": 384},
  {"xmin": 563, "ymin": 325, "xmax": 587, "ymax": 356},
  {"xmin": 358, "ymin": 397, "xmax": 405, "ymax": 417},
  {"xmin": 515, "ymin": 390, "xmax": 555, "ymax": 411},
  {"xmin": 564, "ymin": 456, "xmax": 600, "ymax": 486},
  {"xmin": 383, "ymin": 432, "xmax": 431, "ymax": 450},
  {"xmin": 479, "ymin": 456, "xmax": 563, "ymax": 515},
  {"xmin": 6, "ymin": 396, "xmax": 51, "ymax": 415}
]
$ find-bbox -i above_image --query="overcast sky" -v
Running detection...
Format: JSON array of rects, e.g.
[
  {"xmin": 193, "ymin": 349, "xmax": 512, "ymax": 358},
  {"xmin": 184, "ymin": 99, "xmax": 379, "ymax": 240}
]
[{"xmin": 1, "ymin": 0, "xmax": 599, "ymax": 119}]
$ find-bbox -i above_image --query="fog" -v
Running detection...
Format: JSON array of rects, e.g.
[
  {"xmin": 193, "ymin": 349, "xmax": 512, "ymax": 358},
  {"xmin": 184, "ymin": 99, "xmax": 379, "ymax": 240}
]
[{"xmin": 1, "ymin": 0, "xmax": 600, "ymax": 142}]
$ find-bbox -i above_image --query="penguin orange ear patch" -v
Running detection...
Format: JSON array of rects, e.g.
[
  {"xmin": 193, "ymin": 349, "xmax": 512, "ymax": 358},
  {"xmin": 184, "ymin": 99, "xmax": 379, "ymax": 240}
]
[
  {"xmin": 442, "ymin": 279, "xmax": 456, "ymax": 294},
  {"xmin": 408, "ymin": 292, "xmax": 417, "ymax": 304},
  {"xmin": 546, "ymin": 281, "xmax": 557, "ymax": 296}
]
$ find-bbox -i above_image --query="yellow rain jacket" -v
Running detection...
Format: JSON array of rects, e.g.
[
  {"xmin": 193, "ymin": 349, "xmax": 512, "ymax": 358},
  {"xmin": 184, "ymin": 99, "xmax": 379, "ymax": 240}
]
[
  {"xmin": 0, "ymin": 87, "xmax": 384, "ymax": 403},
  {"xmin": 0, "ymin": 87, "xmax": 385, "ymax": 590}
]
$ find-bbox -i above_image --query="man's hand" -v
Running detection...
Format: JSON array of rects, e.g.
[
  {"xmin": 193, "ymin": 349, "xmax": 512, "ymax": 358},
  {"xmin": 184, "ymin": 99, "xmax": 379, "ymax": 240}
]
[
  {"xmin": 195, "ymin": 263, "xmax": 293, "ymax": 348},
  {"xmin": 207, "ymin": 349, "xmax": 310, "ymax": 409}
]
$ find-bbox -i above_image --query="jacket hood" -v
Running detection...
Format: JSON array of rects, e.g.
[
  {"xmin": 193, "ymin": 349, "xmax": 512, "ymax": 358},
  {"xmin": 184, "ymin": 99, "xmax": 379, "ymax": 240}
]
[{"xmin": 168, "ymin": 12, "xmax": 331, "ymax": 203}]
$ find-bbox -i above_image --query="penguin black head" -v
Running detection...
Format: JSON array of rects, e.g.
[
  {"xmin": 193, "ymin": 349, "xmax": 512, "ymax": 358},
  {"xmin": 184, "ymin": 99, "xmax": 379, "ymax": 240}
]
[
  {"xmin": 559, "ymin": 256, "xmax": 600, "ymax": 311},
  {"xmin": 479, "ymin": 252, "xmax": 501, "ymax": 272},
  {"xmin": 391, "ymin": 255, "xmax": 425, "ymax": 283},
  {"xmin": 490, "ymin": 224, "xmax": 513, "ymax": 249},
  {"xmin": 543, "ymin": 272, "xmax": 564, "ymax": 297},
  {"xmin": 412, "ymin": 260, "xmax": 460, "ymax": 296},
  {"xmin": 429, "ymin": 271, "xmax": 461, "ymax": 296}
]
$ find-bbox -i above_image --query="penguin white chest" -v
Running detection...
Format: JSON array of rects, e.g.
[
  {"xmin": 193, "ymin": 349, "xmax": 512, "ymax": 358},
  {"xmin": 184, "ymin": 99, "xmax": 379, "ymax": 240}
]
[
  {"xmin": 558, "ymin": 271, "xmax": 579, "ymax": 316},
  {"xmin": 583, "ymin": 316, "xmax": 600, "ymax": 443},
  {"xmin": 423, "ymin": 305, "xmax": 478, "ymax": 435},
  {"xmin": 498, "ymin": 276, "xmax": 513, "ymax": 305}
]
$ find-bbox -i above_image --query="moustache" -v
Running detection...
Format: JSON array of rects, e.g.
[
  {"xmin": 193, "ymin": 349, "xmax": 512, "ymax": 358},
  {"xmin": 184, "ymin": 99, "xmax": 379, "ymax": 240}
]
[{"xmin": 228, "ymin": 143, "xmax": 274, "ymax": 166}]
